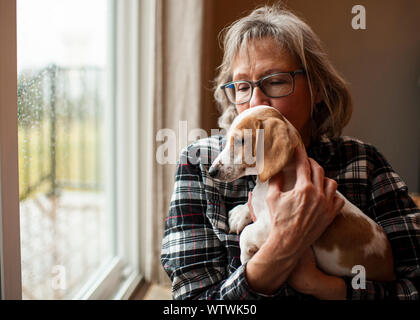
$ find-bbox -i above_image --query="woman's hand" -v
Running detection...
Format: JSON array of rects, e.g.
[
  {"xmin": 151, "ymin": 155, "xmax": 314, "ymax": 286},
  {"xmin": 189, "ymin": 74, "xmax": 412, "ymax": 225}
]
[
  {"xmin": 265, "ymin": 146, "xmax": 344, "ymax": 258},
  {"xmin": 287, "ymin": 247, "xmax": 347, "ymax": 300},
  {"xmin": 244, "ymin": 146, "xmax": 345, "ymax": 295},
  {"xmin": 287, "ymin": 247, "xmax": 320, "ymax": 293}
]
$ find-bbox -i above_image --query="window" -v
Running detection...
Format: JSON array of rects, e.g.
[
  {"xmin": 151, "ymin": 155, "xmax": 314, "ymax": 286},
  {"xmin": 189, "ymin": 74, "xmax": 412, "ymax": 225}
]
[
  {"xmin": 17, "ymin": 0, "xmax": 115, "ymax": 299},
  {"xmin": 0, "ymin": 0, "xmax": 153, "ymax": 300},
  {"xmin": 8, "ymin": 0, "xmax": 145, "ymax": 299}
]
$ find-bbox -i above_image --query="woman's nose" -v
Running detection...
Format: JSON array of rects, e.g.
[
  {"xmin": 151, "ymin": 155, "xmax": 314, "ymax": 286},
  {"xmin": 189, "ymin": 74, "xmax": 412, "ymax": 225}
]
[{"xmin": 249, "ymin": 86, "xmax": 270, "ymax": 108}]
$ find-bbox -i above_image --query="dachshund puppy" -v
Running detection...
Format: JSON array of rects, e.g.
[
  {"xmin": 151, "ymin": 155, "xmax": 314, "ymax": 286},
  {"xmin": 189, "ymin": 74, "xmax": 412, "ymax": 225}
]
[{"xmin": 209, "ymin": 106, "xmax": 395, "ymax": 281}]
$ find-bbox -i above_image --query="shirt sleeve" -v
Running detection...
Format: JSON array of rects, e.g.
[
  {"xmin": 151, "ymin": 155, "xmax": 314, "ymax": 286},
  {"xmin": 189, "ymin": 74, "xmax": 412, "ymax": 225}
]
[
  {"xmin": 346, "ymin": 145, "xmax": 420, "ymax": 300},
  {"xmin": 160, "ymin": 144, "xmax": 290, "ymax": 300}
]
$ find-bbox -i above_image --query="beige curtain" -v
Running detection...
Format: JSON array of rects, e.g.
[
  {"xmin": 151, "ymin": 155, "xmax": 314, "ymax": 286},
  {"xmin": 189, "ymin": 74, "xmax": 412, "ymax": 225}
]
[{"xmin": 144, "ymin": 0, "xmax": 207, "ymax": 285}]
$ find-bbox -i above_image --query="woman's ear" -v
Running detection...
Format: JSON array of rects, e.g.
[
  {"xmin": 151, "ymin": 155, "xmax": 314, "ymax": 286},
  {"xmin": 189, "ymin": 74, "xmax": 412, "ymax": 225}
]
[{"xmin": 257, "ymin": 117, "xmax": 294, "ymax": 182}]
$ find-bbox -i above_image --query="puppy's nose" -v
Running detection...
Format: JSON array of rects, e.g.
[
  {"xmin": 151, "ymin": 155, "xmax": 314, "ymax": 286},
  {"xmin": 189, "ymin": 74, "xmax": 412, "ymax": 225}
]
[{"xmin": 208, "ymin": 166, "xmax": 219, "ymax": 178}]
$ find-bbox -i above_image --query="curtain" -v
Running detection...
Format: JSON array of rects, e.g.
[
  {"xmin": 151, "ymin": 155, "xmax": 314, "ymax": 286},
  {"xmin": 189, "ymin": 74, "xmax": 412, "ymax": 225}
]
[{"xmin": 145, "ymin": 0, "xmax": 207, "ymax": 285}]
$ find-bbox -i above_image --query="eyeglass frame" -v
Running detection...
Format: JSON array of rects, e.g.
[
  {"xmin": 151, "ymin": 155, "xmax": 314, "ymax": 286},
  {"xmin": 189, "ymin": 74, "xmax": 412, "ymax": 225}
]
[{"xmin": 220, "ymin": 69, "xmax": 306, "ymax": 105}]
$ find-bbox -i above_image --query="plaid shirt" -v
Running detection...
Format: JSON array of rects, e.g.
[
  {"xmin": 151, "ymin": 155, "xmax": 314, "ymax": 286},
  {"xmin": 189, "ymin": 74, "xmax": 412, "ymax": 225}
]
[{"xmin": 161, "ymin": 135, "xmax": 420, "ymax": 300}]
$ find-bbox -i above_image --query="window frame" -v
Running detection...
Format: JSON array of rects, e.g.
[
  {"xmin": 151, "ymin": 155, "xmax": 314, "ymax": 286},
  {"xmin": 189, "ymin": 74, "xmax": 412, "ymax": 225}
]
[{"xmin": 0, "ymin": 0, "xmax": 22, "ymax": 300}]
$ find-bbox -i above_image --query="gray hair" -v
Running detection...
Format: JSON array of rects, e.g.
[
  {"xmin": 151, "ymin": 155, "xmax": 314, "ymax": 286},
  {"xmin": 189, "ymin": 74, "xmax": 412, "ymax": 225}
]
[{"xmin": 214, "ymin": 4, "xmax": 352, "ymax": 140}]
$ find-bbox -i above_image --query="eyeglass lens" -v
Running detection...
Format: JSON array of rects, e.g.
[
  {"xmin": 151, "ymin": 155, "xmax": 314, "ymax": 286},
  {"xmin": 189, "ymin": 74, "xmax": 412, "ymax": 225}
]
[{"xmin": 225, "ymin": 73, "xmax": 294, "ymax": 104}]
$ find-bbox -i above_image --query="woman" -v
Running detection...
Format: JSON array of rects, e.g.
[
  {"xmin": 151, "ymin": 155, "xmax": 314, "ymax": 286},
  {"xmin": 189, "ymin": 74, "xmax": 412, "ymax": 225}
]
[{"xmin": 161, "ymin": 5, "xmax": 420, "ymax": 300}]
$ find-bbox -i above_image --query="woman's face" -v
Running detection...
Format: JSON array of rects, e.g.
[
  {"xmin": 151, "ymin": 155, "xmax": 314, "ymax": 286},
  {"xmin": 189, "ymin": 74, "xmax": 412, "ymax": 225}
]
[{"xmin": 232, "ymin": 38, "xmax": 313, "ymax": 146}]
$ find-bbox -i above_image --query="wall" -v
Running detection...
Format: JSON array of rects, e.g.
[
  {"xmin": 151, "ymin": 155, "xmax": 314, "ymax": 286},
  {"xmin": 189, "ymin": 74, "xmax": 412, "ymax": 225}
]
[{"xmin": 202, "ymin": 0, "xmax": 420, "ymax": 192}]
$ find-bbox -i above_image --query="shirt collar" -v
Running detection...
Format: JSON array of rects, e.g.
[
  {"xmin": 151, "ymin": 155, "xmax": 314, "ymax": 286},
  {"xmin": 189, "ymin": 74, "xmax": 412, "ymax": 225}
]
[{"xmin": 307, "ymin": 136, "xmax": 335, "ymax": 165}]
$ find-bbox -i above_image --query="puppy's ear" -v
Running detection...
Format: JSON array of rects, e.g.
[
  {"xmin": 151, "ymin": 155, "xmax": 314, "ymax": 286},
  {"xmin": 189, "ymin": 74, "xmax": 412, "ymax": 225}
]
[{"xmin": 257, "ymin": 117, "xmax": 295, "ymax": 182}]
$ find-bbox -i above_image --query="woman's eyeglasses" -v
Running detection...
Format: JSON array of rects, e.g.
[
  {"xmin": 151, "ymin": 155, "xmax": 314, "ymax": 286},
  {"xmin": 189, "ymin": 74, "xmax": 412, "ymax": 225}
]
[{"xmin": 220, "ymin": 69, "xmax": 306, "ymax": 105}]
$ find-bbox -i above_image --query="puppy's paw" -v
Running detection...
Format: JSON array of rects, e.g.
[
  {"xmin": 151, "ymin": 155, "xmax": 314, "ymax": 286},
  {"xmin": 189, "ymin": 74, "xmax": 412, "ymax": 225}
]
[{"xmin": 229, "ymin": 204, "xmax": 252, "ymax": 234}]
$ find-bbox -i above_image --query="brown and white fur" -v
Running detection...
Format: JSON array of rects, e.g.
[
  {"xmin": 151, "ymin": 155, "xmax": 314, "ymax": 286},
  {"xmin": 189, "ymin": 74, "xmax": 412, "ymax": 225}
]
[{"xmin": 208, "ymin": 105, "xmax": 395, "ymax": 281}]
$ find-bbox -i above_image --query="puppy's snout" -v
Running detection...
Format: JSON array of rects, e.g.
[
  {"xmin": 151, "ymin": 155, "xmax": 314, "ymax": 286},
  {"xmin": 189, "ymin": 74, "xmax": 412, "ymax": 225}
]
[{"xmin": 208, "ymin": 166, "xmax": 219, "ymax": 178}]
